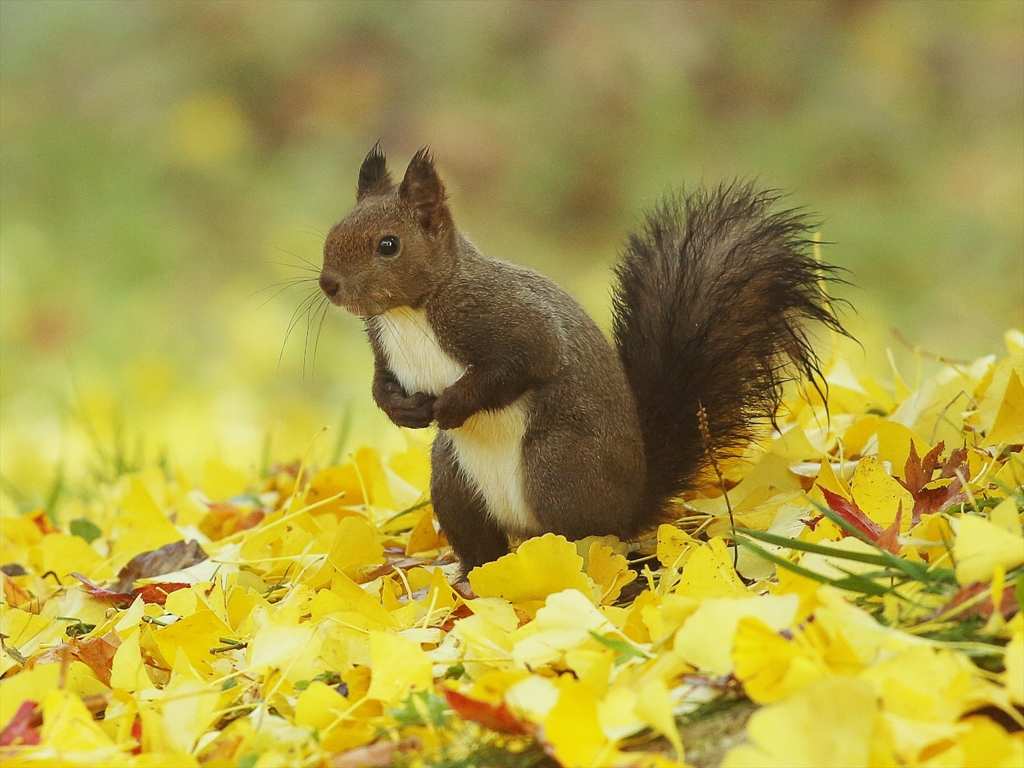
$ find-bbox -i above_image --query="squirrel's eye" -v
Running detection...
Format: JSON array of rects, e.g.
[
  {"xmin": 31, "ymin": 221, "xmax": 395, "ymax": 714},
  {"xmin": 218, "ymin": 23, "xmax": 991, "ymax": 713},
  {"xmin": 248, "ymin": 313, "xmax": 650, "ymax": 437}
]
[{"xmin": 377, "ymin": 236, "xmax": 400, "ymax": 257}]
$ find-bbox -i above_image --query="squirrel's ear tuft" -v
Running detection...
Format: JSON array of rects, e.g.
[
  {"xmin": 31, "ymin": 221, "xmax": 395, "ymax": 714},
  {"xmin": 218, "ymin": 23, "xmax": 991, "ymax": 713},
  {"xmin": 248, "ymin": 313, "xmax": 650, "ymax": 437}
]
[
  {"xmin": 399, "ymin": 147, "xmax": 450, "ymax": 232},
  {"xmin": 356, "ymin": 141, "xmax": 395, "ymax": 201}
]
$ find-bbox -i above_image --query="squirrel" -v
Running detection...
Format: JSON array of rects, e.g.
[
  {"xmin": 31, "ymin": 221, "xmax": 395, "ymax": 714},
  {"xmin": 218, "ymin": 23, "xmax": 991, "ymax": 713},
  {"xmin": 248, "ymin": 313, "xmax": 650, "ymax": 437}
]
[{"xmin": 319, "ymin": 143, "xmax": 847, "ymax": 577}]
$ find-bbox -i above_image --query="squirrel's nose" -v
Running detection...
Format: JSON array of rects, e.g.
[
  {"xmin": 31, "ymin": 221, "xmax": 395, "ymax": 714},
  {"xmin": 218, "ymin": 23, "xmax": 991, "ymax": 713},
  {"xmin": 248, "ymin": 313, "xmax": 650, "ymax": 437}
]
[{"xmin": 319, "ymin": 272, "xmax": 341, "ymax": 298}]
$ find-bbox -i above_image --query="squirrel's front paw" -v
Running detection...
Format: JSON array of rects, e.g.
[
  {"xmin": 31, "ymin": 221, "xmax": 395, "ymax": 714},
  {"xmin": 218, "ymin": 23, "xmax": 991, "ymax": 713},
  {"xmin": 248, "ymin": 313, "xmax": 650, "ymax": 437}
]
[
  {"xmin": 382, "ymin": 391, "xmax": 436, "ymax": 429},
  {"xmin": 433, "ymin": 393, "xmax": 473, "ymax": 430}
]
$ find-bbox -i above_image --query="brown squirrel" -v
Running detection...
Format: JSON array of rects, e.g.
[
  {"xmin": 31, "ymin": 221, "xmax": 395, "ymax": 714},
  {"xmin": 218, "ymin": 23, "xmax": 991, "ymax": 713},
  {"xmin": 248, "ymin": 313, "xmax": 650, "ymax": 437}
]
[{"xmin": 319, "ymin": 144, "xmax": 846, "ymax": 577}]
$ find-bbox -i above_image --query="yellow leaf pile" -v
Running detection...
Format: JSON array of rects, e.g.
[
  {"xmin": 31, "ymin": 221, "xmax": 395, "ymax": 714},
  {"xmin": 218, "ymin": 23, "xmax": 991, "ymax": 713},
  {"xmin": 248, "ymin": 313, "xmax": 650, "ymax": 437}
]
[{"xmin": 1, "ymin": 331, "xmax": 1022, "ymax": 767}]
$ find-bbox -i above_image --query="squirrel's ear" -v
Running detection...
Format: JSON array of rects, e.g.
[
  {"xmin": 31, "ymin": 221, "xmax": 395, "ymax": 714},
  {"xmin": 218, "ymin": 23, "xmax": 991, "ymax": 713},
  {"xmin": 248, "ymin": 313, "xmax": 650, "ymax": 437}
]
[
  {"xmin": 356, "ymin": 141, "xmax": 395, "ymax": 201},
  {"xmin": 399, "ymin": 147, "xmax": 450, "ymax": 232}
]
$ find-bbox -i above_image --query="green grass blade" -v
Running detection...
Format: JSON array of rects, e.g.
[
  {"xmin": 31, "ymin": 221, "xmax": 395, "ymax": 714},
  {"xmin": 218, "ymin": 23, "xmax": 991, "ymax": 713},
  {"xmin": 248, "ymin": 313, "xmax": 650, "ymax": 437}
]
[{"xmin": 735, "ymin": 535, "xmax": 894, "ymax": 596}]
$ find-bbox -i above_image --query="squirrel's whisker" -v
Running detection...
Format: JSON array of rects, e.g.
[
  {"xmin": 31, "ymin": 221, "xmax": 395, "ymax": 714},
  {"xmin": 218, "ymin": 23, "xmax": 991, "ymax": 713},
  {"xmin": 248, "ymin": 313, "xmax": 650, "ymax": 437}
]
[
  {"xmin": 251, "ymin": 278, "xmax": 319, "ymax": 311},
  {"xmin": 279, "ymin": 289, "xmax": 322, "ymax": 372},
  {"xmin": 273, "ymin": 246, "xmax": 323, "ymax": 271},
  {"xmin": 309, "ymin": 297, "xmax": 330, "ymax": 380},
  {"xmin": 302, "ymin": 294, "xmax": 328, "ymax": 379}
]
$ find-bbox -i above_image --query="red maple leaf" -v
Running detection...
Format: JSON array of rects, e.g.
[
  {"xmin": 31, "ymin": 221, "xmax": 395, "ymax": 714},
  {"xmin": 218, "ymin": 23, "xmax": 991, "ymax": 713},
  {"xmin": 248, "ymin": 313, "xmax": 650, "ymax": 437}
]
[
  {"xmin": 819, "ymin": 488, "xmax": 884, "ymax": 540},
  {"xmin": 35, "ymin": 632, "xmax": 121, "ymax": 686},
  {"xmin": 898, "ymin": 442, "xmax": 970, "ymax": 524},
  {"xmin": 0, "ymin": 701, "xmax": 41, "ymax": 746},
  {"xmin": 875, "ymin": 504, "xmax": 903, "ymax": 555},
  {"xmin": 934, "ymin": 582, "xmax": 1020, "ymax": 621},
  {"xmin": 443, "ymin": 688, "xmax": 532, "ymax": 735},
  {"xmin": 72, "ymin": 573, "xmax": 191, "ymax": 608}
]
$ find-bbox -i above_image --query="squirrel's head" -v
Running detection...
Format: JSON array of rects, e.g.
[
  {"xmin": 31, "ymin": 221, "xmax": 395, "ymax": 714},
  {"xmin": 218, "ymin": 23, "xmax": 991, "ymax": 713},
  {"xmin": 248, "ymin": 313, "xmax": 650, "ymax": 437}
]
[{"xmin": 320, "ymin": 144, "xmax": 455, "ymax": 317}]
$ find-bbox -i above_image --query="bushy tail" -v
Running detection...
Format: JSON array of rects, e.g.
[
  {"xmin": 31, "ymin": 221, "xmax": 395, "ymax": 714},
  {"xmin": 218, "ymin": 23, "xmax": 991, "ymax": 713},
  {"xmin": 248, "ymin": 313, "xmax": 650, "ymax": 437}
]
[{"xmin": 611, "ymin": 182, "xmax": 848, "ymax": 525}]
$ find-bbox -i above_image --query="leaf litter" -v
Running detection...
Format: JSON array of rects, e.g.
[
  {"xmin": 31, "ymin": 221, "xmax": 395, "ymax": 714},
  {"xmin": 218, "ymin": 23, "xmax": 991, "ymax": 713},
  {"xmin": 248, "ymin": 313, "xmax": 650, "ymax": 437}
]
[{"xmin": 1, "ymin": 331, "xmax": 1022, "ymax": 767}]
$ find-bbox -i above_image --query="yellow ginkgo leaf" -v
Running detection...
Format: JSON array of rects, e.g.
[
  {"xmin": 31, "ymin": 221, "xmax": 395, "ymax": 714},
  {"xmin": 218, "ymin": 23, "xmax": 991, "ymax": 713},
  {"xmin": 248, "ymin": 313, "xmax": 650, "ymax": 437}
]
[
  {"xmin": 0, "ymin": 608, "xmax": 66, "ymax": 677},
  {"xmin": 954, "ymin": 514, "xmax": 1024, "ymax": 585},
  {"xmin": 387, "ymin": 446, "xmax": 432, "ymax": 491},
  {"xmin": 586, "ymin": 541, "xmax": 636, "ymax": 604},
  {"xmin": 861, "ymin": 644, "xmax": 980, "ymax": 724},
  {"xmin": 842, "ymin": 414, "xmax": 883, "ymax": 457},
  {"xmin": 468, "ymin": 669, "xmax": 531, "ymax": 705},
  {"xmin": 564, "ymin": 648, "xmax": 614, "ymax": 697},
  {"xmin": 772, "ymin": 563, "xmax": 825, "ymax": 621},
  {"xmin": 405, "ymin": 507, "xmax": 445, "ymax": 555},
  {"xmin": 674, "ymin": 594, "xmax": 799, "ymax": 676},
  {"xmin": 296, "ymin": 681, "xmax": 351, "ymax": 741},
  {"xmin": 721, "ymin": 677, "xmax": 878, "ymax": 768},
  {"xmin": 990, "ymin": 451, "xmax": 1023, "ymax": 495},
  {"xmin": 110, "ymin": 627, "xmax": 152, "ymax": 693},
  {"xmin": 152, "ymin": 609, "xmax": 233, "ymax": 675},
  {"xmin": 620, "ymin": 589, "xmax": 659, "ymax": 643},
  {"xmin": 37, "ymin": 532, "xmax": 110, "ymax": 580},
  {"xmin": 597, "ymin": 682, "xmax": 642, "ymax": 741},
  {"xmin": 39, "ymin": 688, "xmax": 116, "ymax": 752},
  {"xmin": 958, "ymin": 715, "xmax": 1024, "ymax": 768},
  {"xmin": 989, "ymin": 495, "xmax": 1022, "ymax": 535},
  {"xmin": 450, "ymin": 615, "xmax": 517, "ymax": 678},
  {"xmin": 634, "ymin": 676, "xmax": 684, "ymax": 763},
  {"xmin": 297, "ymin": 684, "xmax": 377, "ymax": 753},
  {"xmin": 158, "ymin": 650, "xmax": 222, "ymax": 754},
  {"xmin": 328, "ymin": 515, "xmax": 384, "ymax": 581},
  {"xmin": 813, "ymin": 455, "xmax": 852, "ymax": 500},
  {"xmin": 543, "ymin": 676, "xmax": 613, "ymax": 768},
  {"xmin": 674, "ymin": 538, "xmax": 750, "ymax": 600},
  {"xmin": 354, "ymin": 446, "xmax": 397, "ymax": 511},
  {"xmin": 511, "ymin": 588, "xmax": 618, "ymax": 668},
  {"xmin": 875, "ymin": 420, "xmax": 928, "ymax": 482},
  {"xmin": 656, "ymin": 523, "xmax": 696, "ymax": 569},
  {"xmin": 1005, "ymin": 630, "xmax": 1023, "ymax": 705},
  {"xmin": 200, "ymin": 458, "xmax": 248, "ymax": 503},
  {"xmin": 112, "ymin": 477, "xmax": 182, "ymax": 563},
  {"xmin": 732, "ymin": 616, "xmax": 829, "ymax": 703},
  {"xmin": 305, "ymin": 462, "xmax": 365, "ymax": 514},
  {"xmin": 0, "ymin": 661, "xmax": 60, "ymax": 729},
  {"xmin": 319, "ymin": 572, "xmax": 398, "ymax": 630},
  {"xmin": 247, "ymin": 621, "xmax": 321, "ymax": 683},
  {"xmin": 468, "ymin": 533, "xmax": 593, "ymax": 609},
  {"xmin": 1, "ymin": 512, "xmax": 44, "ymax": 547},
  {"xmin": 850, "ymin": 456, "xmax": 914, "ymax": 531},
  {"xmin": 641, "ymin": 592, "xmax": 698, "ymax": 645},
  {"xmin": 365, "ymin": 630, "xmax": 433, "ymax": 703},
  {"xmin": 985, "ymin": 368, "xmax": 1024, "ymax": 447},
  {"xmin": 812, "ymin": 586, "xmax": 918, "ymax": 666},
  {"xmin": 732, "ymin": 453, "xmax": 803, "ymax": 499},
  {"xmin": 798, "ymin": 536, "xmax": 885, "ymax": 582}
]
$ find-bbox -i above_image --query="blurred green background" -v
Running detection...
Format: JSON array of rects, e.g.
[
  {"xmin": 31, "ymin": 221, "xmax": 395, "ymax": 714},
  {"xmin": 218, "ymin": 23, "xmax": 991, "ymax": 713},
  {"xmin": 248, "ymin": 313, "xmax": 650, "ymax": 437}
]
[{"xmin": 1, "ymin": 0, "xmax": 1022, "ymax": 506}]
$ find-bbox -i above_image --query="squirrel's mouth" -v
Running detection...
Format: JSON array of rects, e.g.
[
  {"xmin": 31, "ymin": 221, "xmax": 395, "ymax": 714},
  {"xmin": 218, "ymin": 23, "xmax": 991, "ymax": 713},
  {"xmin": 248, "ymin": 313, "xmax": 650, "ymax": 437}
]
[
  {"xmin": 328, "ymin": 294, "xmax": 386, "ymax": 319},
  {"xmin": 319, "ymin": 269, "xmax": 393, "ymax": 318}
]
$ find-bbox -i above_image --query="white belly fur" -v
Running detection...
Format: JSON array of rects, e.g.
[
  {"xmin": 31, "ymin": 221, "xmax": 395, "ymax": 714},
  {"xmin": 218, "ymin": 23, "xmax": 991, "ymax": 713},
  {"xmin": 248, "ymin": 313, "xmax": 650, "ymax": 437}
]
[{"xmin": 375, "ymin": 308, "xmax": 534, "ymax": 532}]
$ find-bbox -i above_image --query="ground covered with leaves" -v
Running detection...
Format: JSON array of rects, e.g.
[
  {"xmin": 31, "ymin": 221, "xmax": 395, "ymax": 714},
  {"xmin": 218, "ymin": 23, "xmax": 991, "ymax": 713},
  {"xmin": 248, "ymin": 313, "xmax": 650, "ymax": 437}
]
[{"xmin": 1, "ymin": 332, "xmax": 1022, "ymax": 768}]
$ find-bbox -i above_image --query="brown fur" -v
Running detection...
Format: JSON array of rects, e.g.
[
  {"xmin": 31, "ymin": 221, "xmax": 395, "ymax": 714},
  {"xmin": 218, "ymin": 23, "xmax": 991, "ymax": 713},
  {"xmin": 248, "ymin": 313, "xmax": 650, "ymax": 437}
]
[{"xmin": 320, "ymin": 146, "xmax": 847, "ymax": 576}]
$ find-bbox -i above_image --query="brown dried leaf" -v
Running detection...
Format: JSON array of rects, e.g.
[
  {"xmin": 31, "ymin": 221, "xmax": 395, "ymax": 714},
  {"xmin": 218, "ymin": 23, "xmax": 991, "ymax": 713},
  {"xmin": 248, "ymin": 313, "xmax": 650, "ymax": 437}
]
[
  {"xmin": 331, "ymin": 737, "xmax": 422, "ymax": 768},
  {"xmin": 115, "ymin": 539, "xmax": 207, "ymax": 593}
]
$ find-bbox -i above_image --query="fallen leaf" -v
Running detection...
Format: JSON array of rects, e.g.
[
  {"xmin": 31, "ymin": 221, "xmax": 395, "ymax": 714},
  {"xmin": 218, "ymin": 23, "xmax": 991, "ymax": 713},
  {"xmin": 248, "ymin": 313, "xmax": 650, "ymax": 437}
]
[
  {"xmin": 542, "ymin": 676, "xmax": 612, "ymax": 767},
  {"xmin": 468, "ymin": 534, "xmax": 594, "ymax": 612},
  {"xmin": 0, "ymin": 701, "xmax": 40, "ymax": 746},
  {"xmin": 443, "ymin": 688, "xmax": 531, "ymax": 735},
  {"xmin": 721, "ymin": 677, "xmax": 880, "ymax": 768},
  {"xmin": 674, "ymin": 594, "xmax": 800, "ymax": 676},
  {"xmin": 954, "ymin": 514, "xmax": 1024, "ymax": 585},
  {"xmin": 365, "ymin": 631, "xmax": 433, "ymax": 703}
]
